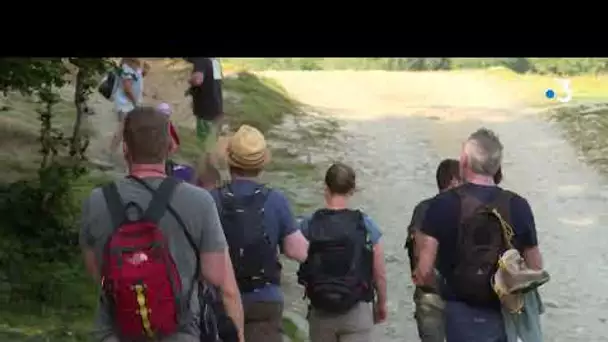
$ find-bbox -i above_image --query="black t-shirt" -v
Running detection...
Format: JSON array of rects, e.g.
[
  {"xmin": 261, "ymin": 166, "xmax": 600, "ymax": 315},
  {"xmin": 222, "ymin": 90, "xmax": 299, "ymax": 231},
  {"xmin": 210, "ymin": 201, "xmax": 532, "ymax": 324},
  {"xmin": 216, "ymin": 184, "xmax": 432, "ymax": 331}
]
[
  {"xmin": 405, "ymin": 198, "xmax": 432, "ymax": 272},
  {"xmin": 189, "ymin": 58, "xmax": 223, "ymax": 121}
]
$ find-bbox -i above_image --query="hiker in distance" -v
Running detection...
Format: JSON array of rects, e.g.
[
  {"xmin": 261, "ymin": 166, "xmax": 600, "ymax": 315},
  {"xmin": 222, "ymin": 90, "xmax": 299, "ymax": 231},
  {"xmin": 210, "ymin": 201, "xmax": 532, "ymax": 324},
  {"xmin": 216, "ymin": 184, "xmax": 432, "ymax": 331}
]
[
  {"xmin": 186, "ymin": 57, "xmax": 225, "ymax": 144},
  {"xmin": 107, "ymin": 58, "xmax": 146, "ymax": 162},
  {"xmin": 414, "ymin": 128, "xmax": 549, "ymax": 342},
  {"xmin": 298, "ymin": 162, "xmax": 388, "ymax": 342},
  {"xmin": 208, "ymin": 124, "xmax": 309, "ymax": 342},
  {"xmin": 79, "ymin": 106, "xmax": 244, "ymax": 342}
]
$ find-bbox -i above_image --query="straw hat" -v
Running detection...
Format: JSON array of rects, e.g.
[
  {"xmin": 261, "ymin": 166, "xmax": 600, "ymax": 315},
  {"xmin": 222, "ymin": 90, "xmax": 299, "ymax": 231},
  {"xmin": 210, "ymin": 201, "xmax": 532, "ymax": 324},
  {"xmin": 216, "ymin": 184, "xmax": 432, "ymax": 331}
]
[{"xmin": 226, "ymin": 125, "xmax": 271, "ymax": 170}]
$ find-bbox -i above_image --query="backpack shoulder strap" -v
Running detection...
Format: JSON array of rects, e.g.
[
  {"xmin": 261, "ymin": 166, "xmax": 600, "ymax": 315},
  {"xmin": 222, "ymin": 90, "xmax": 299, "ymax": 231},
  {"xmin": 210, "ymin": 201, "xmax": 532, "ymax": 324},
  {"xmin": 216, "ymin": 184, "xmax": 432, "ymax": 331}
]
[
  {"xmin": 140, "ymin": 177, "xmax": 181, "ymax": 224},
  {"xmin": 486, "ymin": 189, "xmax": 515, "ymax": 222},
  {"xmin": 486, "ymin": 189, "xmax": 516, "ymax": 249},
  {"xmin": 353, "ymin": 209, "xmax": 372, "ymax": 246},
  {"xmin": 219, "ymin": 183, "xmax": 233, "ymax": 199},
  {"xmin": 454, "ymin": 186, "xmax": 484, "ymax": 225},
  {"xmin": 252, "ymin": 185, "xmax": 271, "ymax": 209},
  {"xmin": 102, "ymin": 182, "xmax": 126, "ymax": 229},
  {"xmin": 217, "ymin": 183, "xmax": 233, "ymax": 215}
]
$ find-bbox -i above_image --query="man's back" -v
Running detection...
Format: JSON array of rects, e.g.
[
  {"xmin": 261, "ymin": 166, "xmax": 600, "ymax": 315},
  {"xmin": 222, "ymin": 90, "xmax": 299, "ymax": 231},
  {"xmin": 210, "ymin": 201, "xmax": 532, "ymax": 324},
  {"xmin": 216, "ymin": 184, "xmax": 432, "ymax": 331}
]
[
  {"xmin": 421, "ymin": 183, "xmax": 538, "ymax": 307},
  {"xmin": 79, "ymin": 177, "xmax": 226, "ymax": 340}
]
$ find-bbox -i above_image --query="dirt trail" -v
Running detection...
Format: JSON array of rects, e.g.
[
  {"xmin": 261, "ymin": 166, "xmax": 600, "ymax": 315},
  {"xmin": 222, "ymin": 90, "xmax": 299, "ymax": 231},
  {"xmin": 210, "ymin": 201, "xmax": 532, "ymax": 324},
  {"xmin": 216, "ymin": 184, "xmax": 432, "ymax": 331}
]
[{"xmin": 264, "ymin": 71, "xmax": 608, "ymax": 342}]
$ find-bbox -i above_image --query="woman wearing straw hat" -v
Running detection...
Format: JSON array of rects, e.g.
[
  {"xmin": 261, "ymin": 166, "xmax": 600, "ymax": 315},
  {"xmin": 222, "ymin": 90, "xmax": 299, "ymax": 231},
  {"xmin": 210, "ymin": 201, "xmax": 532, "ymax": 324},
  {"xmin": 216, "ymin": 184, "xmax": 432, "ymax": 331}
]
[{"xmin": 208, "ymin": 124, "xmax": 309, "ymax": 342}]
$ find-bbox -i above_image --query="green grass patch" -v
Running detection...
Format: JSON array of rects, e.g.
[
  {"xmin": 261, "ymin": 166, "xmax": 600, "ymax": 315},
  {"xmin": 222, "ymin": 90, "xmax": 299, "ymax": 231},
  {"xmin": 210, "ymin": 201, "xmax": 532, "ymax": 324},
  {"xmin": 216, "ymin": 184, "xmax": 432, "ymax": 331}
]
[
  {"xmin": 175, "ymin": 71, "xmax": 304, "ymax": 166},
  {"xmin": 223, "ymin": 72, "xmax": 303, "ymax": 133}
]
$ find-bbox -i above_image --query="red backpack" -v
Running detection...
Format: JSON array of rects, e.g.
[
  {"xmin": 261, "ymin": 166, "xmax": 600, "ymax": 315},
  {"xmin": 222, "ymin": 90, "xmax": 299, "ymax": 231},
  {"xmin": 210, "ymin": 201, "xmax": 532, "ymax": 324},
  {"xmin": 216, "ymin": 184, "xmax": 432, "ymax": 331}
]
[{"xmin": 101, "ymin": 177, "xmax": 190, "ymax": 340}]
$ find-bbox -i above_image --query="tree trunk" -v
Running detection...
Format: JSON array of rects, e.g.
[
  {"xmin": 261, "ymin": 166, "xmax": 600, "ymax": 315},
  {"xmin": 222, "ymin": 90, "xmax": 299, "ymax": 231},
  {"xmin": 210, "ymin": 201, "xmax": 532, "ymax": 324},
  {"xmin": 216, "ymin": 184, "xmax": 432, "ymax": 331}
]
[{"xmin": 70, "ymin": 68, "xmax": 86, "ymax": 158}]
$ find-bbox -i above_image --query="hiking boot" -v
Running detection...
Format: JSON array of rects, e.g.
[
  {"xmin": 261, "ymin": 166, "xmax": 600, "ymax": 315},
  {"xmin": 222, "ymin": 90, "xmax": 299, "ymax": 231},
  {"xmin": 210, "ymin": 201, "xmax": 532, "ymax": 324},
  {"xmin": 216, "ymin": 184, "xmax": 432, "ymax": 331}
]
[
  {"xmin": 492, "ymin": 270, "xmax": 524, "ymax": 313},
  {"xmin": 497, "ymin": 249, "xmax": 550, "ymax": 294}
]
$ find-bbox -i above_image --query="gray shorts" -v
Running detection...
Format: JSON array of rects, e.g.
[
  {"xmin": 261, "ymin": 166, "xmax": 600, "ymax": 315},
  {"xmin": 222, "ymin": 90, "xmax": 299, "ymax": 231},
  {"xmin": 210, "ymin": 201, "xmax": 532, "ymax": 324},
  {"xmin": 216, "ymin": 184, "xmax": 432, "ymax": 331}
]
[
  {"xmin": 116, "ymin": 110, "xmax": 127, "ymax": 121},
  {"xmin": 308, "ymin": 302, "xmax": 374, "ymax": 342}
]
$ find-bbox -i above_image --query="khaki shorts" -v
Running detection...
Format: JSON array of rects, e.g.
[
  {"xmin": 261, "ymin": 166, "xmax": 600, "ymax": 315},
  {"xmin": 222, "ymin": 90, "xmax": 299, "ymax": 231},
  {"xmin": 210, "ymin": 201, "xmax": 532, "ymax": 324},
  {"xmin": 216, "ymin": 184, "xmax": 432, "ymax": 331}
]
[
  {"xmin": 308, "ymin": 302, "xmax": 374, "ymax": 342},
  {"xmin": 244, "ymin": 301, "xmax": 284, "ymax": 342}
]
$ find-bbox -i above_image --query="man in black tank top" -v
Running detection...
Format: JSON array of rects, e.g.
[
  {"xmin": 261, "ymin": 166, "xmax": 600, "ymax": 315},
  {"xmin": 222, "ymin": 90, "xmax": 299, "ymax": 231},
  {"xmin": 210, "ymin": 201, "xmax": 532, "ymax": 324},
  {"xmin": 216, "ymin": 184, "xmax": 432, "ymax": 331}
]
[
  {"xmin": 406, "ymin": 159, "xmax": 461, "ymax": 342},
  {"xmin": 186, "ymin": 57, "xmax": 224, "ymax": 143}
]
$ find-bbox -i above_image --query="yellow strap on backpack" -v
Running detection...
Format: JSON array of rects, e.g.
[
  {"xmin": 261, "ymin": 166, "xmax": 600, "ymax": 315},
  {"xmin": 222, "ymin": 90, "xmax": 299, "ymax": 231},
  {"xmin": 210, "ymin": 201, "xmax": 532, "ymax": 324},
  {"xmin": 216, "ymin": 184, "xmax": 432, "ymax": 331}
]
[
  {"xmin": 134, "ymin": 284, "xmax": 155, "ymax": 339},
  {"xmin": 490, "ymin": 208, "xmax": 515, "ymax": 250}
]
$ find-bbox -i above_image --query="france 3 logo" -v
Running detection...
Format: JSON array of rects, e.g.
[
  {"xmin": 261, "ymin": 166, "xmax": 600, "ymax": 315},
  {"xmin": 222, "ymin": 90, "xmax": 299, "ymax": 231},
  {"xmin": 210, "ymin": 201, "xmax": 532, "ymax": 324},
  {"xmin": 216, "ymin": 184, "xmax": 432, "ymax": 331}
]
[{"xmin": 544, "ymin": 79, "xmax": 572, "ymax": 103}]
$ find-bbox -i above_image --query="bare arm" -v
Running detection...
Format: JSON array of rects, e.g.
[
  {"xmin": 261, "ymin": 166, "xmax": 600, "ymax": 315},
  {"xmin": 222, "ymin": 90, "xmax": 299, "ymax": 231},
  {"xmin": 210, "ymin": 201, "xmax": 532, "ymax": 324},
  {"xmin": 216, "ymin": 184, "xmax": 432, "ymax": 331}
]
[
  {"xmin": 372, "ymin": 241, "xmax": 387, "ymax": 306},
  {"xmin": 82, "ymin": 248, "xmax": 99, "ymax": 281},
  {"xmin": 201, "ymin": 250, "xmax": 244, "ymax": 342},
  {"xmin": 522, "ymin": 246, "xmax": 543, "ymax": 270},
  {"xmin": 142, "ymin": 62, "xmax": 150, "ymax": 77},
  {"xmin": 413, "ymin": 233, "xmax": 439, "ymax": 286},
  {"xmin": 121, "ymin": 78, "xmax": 138, "ymax": 106},
  {"xmin": 190, "ymin": 58, "xmax": 207, "ymax": 86},
  {"xmin": 80, "ymin": 192, "xmax": 100, "ymax": 282},
  {"xmin": 282, "ymin": 230, "xmax": 309, "ymax": 262},
  {"xmin": 190, "ymin": 71, "xmax": 204, "ymax": 86},
  {"xmin": 196, "ymin": 189, "xmax": 244, "ymax": 342}
]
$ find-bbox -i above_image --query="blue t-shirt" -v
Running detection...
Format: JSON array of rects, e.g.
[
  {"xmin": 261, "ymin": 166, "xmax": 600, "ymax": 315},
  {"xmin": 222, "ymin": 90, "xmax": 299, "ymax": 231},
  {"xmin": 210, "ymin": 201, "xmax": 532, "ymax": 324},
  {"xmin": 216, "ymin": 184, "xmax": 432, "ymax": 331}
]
[
  {"xmin": 114, "ymin": 63, "xmax": 143, "ymax": 113},
  {"xmin": 299, "ymin": 210, "xmax": 383, "ymax": 245},
  {"xmin": 421, "ymin": 183, "xmax": 538, "ymax": 304},
  {"xmin": 210, "ymin": 179, "xmax": 297, "ymax": 303}
]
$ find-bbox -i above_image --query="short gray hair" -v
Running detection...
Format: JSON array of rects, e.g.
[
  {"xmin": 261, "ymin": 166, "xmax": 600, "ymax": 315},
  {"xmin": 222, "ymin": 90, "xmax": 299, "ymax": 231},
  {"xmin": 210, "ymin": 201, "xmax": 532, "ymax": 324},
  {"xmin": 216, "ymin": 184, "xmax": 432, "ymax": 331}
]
[{"xmin": 463, "ymin": 128, "xmax": 503, "ymax": 176}]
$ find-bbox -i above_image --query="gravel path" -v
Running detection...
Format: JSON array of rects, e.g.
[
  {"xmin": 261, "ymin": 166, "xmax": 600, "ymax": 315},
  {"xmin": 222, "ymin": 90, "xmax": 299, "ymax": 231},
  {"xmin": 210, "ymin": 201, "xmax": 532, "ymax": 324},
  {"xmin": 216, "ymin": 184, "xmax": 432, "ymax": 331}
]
[{"xmin": 266, "ymin": 71, "xmax": 608, "ymax": 342}]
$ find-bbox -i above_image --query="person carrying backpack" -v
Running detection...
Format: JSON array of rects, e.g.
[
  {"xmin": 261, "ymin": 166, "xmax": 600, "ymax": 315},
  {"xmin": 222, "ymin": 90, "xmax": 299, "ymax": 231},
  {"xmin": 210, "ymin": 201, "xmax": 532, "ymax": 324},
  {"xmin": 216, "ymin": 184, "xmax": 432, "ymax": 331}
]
[
  {"xmin": 405, "ymin": 158, "xmax": 461, "ymax": 342},
  {"xmin": 185, "ymin": 58, "xmax": 224, "ymax": 145},
  {"xmin": 79, "ymin": 106, "xmax": 245, "ymax": 342},
  {"xmin": 100, "ymin": 58, "xmax": 146, "ymax": 162},
  {"xmin": 414, "ymin": 128, "xmax": 547, "ymax": 342},
  {"xmin": 298, "ymin": 162, "xmax": 387, "ymax": 342},
  {"xmin": 208, "ymin": 124, "xmax": 309, "ymax": 342},
  {"xmin": 406, "ymin": 160, "xmax": 508, "ymax": 342}
]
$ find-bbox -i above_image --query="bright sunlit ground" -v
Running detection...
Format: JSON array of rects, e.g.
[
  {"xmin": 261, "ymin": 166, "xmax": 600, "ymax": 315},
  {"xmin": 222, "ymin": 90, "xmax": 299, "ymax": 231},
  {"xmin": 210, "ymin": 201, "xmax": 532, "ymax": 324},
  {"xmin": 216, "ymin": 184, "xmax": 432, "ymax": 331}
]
[{"xmin": 481, "ymin": 67, "xmax": 608, "ymax": 106}]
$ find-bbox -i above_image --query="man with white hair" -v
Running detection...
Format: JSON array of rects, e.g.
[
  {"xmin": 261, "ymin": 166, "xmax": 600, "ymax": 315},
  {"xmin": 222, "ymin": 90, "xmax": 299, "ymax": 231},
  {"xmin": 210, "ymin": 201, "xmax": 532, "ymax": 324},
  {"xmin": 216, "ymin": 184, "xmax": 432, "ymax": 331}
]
[{"xmin": 414, "ymin": 128, "xmax": 544, "ymax": 342}]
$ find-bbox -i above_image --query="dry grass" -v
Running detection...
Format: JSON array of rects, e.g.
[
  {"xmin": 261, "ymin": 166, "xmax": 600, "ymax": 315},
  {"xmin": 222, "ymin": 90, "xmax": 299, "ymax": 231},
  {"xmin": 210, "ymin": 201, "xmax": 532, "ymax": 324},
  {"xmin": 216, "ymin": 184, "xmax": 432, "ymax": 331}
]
[{"xmin": 481, "ymin": 67, "xmax": 608, "ymax": 105}]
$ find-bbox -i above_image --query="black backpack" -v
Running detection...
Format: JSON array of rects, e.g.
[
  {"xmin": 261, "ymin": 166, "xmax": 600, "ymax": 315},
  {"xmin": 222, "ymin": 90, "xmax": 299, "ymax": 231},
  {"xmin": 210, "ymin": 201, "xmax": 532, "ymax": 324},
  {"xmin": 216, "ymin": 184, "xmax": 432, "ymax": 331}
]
[
  {"xmin": 450, "ymin": 187, "xmax": 514, "ymax": 306},
  {"xmin": 219, "ymin": 184, "xmax": 281, "ymax": 293},
  {"xmin": 98, "ymin": 65, "xmax": 138, "ymax": 100},
  {"xmin": 297, "ymin": 209, "xmax": 374, "ymax": 314}
]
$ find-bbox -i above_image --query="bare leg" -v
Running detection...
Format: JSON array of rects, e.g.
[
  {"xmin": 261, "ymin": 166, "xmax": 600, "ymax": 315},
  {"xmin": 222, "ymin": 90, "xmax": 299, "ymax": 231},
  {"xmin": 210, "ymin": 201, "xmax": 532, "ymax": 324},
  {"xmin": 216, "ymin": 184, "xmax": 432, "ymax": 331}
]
[{"xmin": 109, "ymin": 114, "xmax": 126, "ymax": 155}]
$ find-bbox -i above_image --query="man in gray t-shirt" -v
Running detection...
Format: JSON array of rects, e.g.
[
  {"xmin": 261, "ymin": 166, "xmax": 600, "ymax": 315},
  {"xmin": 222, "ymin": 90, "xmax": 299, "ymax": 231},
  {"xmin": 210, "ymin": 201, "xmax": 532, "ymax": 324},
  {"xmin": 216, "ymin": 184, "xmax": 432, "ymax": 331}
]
[{"xmin": 79, "ymin": 106, "xmax": 244, "ymax": 342}]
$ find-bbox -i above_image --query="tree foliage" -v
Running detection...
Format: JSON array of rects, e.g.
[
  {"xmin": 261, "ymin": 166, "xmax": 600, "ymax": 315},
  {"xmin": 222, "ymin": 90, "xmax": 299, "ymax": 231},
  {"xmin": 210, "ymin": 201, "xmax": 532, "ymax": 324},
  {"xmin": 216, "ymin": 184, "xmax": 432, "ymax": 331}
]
[{"xmin": 0, "ymin": 58, "xmax": 112, "ymax": 308}]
